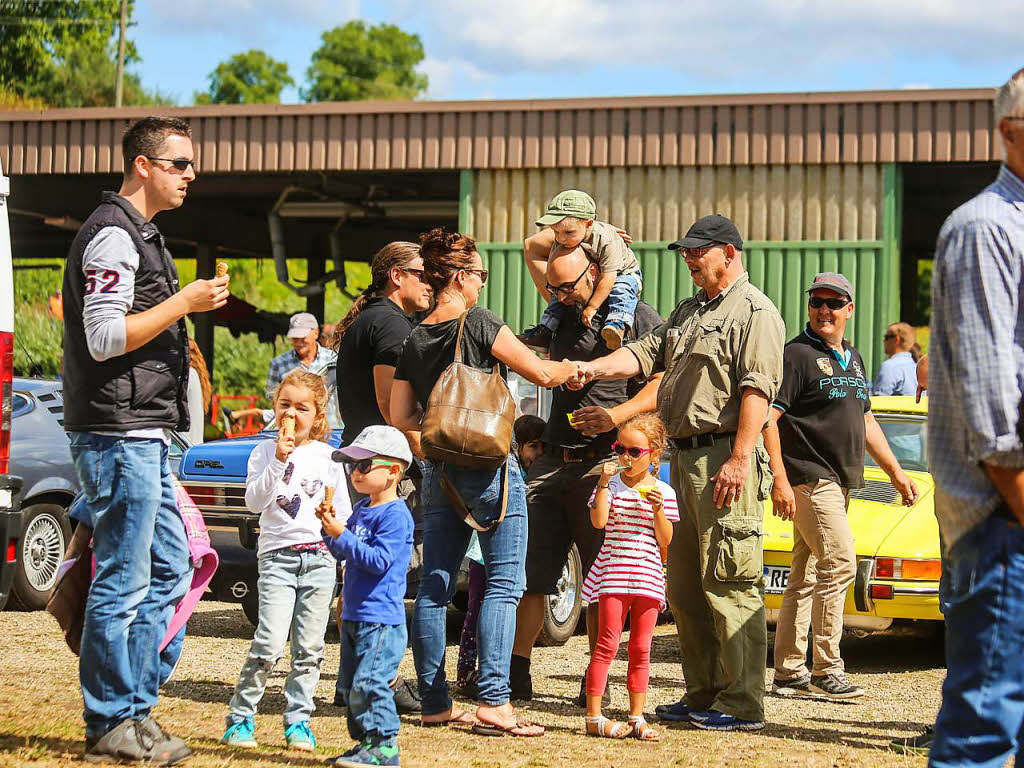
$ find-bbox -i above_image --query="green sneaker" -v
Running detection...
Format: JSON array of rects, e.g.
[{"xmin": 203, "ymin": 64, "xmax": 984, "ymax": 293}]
[
  {"xmin": 284, "ymin": 720, "xmax": 317, "ymax": 752},
  {"xmin": 331, "ymin": 741, "xmax": 400, "ymax": 767},
  {"xmin": 221, "ymin": 717, "xmax": 258, "ymax": 748}
]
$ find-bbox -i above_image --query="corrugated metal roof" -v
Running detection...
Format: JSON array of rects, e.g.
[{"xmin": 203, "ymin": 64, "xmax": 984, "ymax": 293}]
[{"xmin": 0, "ymin": 88, "xmax": 1000, "ymax": 175}]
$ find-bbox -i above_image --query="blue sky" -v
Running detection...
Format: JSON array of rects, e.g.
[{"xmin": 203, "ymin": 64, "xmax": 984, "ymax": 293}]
[{"xmin": 132, "ymin": 0, "xmax": 1024, "ymax": 104}]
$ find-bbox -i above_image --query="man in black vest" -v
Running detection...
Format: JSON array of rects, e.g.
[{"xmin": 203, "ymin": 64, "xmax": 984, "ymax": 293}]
[{"xmin": 63, "ymin": 117, "xmax": 228, "ymax": 764}]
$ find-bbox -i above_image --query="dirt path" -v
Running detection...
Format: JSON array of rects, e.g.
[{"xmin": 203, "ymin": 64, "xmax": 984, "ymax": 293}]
[{"xmin": 0, "ymin": 602, "xmax": 940, "ymax": 767}]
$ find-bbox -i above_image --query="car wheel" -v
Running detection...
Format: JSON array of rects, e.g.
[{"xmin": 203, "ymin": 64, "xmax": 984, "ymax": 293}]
[
  {"xmin": 537, "ymin": 544, "xmax": 583, "ymax": 647},
  {"xmin": 241, "ymin": 595, "xmax": 260, "ymax": 627},
  {"xmin": 10, "ymin": 503, "xmax": 71, "ymax": 611}
]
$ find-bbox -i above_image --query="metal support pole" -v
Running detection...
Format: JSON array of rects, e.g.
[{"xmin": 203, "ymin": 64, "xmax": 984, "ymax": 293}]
[
  {"xmin": 306, "ymin": 253, "xmax": 326, "ymax": 323},
  {"xmin": 114, "ymin": 0, "xmax": 127, "ymax": 107},
  {"xmin": 194, "ymin": 244, "xmax": 215, "ymax": 379}
]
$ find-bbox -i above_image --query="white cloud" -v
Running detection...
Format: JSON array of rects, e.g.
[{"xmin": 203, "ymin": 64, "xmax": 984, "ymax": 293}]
[
  {"xmin": 420, "ymin": 57, "xmax": 494, "ymax": 100},
  {"xmin": 408, "ymin": 0, "xmax": 1024, "ymax": 84}
]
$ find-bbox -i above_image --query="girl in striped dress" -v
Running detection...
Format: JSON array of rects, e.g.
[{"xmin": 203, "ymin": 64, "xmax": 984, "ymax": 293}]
[{"xmin": 582, "ymin": 413, "xmax": 678, "ymax": 741}]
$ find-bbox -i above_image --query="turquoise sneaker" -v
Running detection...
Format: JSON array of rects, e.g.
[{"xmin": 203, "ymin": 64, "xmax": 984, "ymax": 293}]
[
  {"xmin": 284, "ymin": 721, "xmax": 317, "ymax": 752},
  {"xmin": 221, "ymin": 717, "xmax": 258, "ymax": 748}
]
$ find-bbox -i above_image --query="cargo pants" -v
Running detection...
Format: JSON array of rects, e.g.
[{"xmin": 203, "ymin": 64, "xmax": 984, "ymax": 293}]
[{"xmin": 666, "ymin": 436, "xmax": 772, "ymax": 723}]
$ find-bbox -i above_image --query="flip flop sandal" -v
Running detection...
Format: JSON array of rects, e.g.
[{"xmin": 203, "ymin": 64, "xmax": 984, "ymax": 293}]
[
  {"xmin": 472, "ymin": 720, "xmax": 545, "ymax": 737},
  {"xmin": 585, "ymin": 716, "xmax": 630, "ymax": 739},
  {"xmin": 421, "ymin": 709, "xmax": 479, "ymax": 728},
  {"xmin": 628, "ymin": 718, "xmax": 660, "ymax": 741}
]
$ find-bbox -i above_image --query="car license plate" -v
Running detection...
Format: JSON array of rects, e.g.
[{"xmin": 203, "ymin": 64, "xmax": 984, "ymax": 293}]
[{"xmin": 764, "ymin": 565, "xmax": 790, "ymax": 594}]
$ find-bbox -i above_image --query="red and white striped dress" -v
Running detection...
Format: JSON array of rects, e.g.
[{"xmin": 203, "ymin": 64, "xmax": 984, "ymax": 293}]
[{"xmin": 581, "ymin": 475, "xmax": 680, "ymax": 609}]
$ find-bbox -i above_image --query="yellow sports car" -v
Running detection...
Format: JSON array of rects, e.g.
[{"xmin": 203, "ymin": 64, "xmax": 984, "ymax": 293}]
[{"xmin": 763, "ymin": 396, "xmax": 942, "ymax": 632}]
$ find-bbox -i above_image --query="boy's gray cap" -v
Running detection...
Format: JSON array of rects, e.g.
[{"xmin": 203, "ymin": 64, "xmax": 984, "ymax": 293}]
[
  {"xmin": 807, "ymin": 271, "xmax": 854, "ymax": 300},
  {"xmin": 332, "ymin": 424, "xmax": 413, "ymax": 465}
]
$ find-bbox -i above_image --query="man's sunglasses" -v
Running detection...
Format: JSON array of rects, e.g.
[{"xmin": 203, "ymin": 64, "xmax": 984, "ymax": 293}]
[
  {"xmin": 348, "ymin": 458, "xmax": 398, "ymax": 474},
  {"xmin": 883, "ymin": 332, "xmax": 898, "ymax": 340},
  {"xmin": 808, "ymin": 297, "xmax": 851, "ymax": 310},
  {"xmin": 681, "ymin": 244, "xmax": 720, "ymax": 259},
  {"xmin": 145, "ymin": 156, "xmax": 196, "ymax": 172},
  {"xmin": 612, "ymin": 441, "xmax": 655, "ymax": 459},
  {"xmin": 545, "ymin": 264, "xmax": 589, "ymax": 296},
  {"xmin": 463, "ymin": 268, "xmax": 489, "ymax": 284},
  {"xmin": 400, "ymin": 267, "xmax": 426, "ymax": 280}
]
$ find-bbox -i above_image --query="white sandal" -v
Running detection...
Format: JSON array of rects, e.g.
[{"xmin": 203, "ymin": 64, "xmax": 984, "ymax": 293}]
[{"xmin": 585, "ymin": 715, "xmax": 630, "ymax": 739}]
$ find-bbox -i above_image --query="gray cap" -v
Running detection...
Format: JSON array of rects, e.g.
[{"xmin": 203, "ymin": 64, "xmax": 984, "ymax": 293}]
[
  {"xmin": 286, "ymin": 312, "xmax": 319, "ymax": 338},
  {"xmin": 332, "ymin": 425, "xmax": 413, "ymax": 466},
  {"xmin": 807, "ymin": 272, "xmax": 854, "ymax": 300}
]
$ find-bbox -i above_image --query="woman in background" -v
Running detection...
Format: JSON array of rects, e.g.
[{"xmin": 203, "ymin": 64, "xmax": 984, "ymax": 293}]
[{"xmin": 187, "ymin": 338, "xmax": 212, "ymax": 444}]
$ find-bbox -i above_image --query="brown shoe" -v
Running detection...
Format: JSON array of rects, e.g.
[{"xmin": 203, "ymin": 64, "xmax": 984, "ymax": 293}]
[{"xmin": 600, "ymin": 325, "xmax": 624, "ymax": 350}]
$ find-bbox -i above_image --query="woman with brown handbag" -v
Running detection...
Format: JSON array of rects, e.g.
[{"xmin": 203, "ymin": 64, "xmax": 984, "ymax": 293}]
[{"xmin": 390, "ymin": 228, "xmax": 579, "ymax": 738}]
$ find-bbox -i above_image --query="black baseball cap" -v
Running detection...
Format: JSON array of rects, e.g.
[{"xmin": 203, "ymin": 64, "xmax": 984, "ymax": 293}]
[{"xmin": 668, "ymin": 214, "xmax": 743, "ymax": 251}]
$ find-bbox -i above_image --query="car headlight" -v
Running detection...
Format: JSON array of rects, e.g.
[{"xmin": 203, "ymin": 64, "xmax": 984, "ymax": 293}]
[{"xmin": 874, "ymin": 557, "xmax": 941, "ymax": 580}]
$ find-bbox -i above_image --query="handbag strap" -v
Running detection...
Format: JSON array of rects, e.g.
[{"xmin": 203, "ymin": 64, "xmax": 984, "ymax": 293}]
[
  {"xmin": 451, "ymin": 308, "xmax": 501, "ymax": 376},
  {"xmin": 439, "ymin": 460, "xmax": 510, "ymax": 532}
]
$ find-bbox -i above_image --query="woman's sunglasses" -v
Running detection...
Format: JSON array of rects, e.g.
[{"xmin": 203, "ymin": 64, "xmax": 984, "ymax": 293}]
[
  {"xmin": 144, "ymin": 156, "xmax": 196, "ymax": 172},
  {"xmin": 349, "ymin": 458, "xmax": 398, "ymax": 474},
  {"xmin": 808, "ymin": 297, "xmax": 850, "ymax": 310},
  {"xmin": 612, "ymin": 442, "xmax": 654, "ymax": 459},
  {"xmin": 463, "ymin": 268, "xmax": 489, "ymax": 284}
]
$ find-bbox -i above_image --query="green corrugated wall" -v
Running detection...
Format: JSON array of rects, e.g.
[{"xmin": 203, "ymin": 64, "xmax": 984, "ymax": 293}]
[{"xmin": 463, "ymin": 165, "xmax": 903, "ymax": 379}]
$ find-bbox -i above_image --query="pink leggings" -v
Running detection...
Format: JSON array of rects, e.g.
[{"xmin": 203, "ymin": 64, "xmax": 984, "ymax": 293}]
[{"xmin": 586, "ymin": 594, "xmax": 661, "ymax": 696}]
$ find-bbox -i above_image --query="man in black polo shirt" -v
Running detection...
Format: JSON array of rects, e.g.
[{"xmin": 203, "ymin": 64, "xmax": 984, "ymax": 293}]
[
  {"xmin": 764, "ymin": 272, "xmax": 918, "ymax": 700},
  {"xmin": 510, "ymin": 246, "xmax": 661, "ymax": 704}
]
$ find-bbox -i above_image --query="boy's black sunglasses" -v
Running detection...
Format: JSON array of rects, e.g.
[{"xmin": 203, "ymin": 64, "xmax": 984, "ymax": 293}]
[
  {"xmin": 808, "ymin": 297, "xmax": 850, "ymax": 310},
  {"xmin": 145, "ymin": 156, "xmax": 196, "ymax": 172},
  {"xmin": 348, "ymin": 457, "xmax": 398, "ymax": 474}
]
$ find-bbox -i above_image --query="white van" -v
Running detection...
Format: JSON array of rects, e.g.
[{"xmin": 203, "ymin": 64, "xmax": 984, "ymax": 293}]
[{"xmin": 0, "ymin": 155, "xmax": 23, "ymax": 610}]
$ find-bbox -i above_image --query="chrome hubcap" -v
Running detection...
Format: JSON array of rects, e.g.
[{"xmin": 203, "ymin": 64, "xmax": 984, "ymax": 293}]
[{"xmin": 24, "ymin": 513, "xmax": 65, "ymax": 591}]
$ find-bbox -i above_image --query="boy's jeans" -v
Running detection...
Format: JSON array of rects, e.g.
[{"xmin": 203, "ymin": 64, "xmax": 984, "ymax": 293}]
[
  {"xmin": 931, "ymin": 509, "xmax": 1024, "ymax": 768},
  {"xmin": 228, "ymin": 548, "xmax": 336, "ymax": 727},
  {"xmin": 413, "ymin": 459, "xmax": 527, "ymax": 714},
  {"xmin": 69, "ymin": 433, "xmax": 190, "ymax": 740},
  {"xmin": 339, "ymin": 620, "xmax": 407, "ymax": 747},
  {"xmin": 537, "ymin": 272, "xmax": 642, "ymax": 332}
]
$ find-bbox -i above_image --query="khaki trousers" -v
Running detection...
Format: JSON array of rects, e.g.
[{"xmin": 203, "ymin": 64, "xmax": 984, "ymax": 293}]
[
  {"xmin": 667, "ymin": 438, "xmax": 769, "ymax": 723},
  {"xmin": 773, "ymin": 479, "xmax": 855, "ymax": 678}
]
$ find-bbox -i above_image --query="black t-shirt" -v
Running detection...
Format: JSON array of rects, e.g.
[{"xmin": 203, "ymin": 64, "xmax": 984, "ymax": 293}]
[
  {"xmin": 337, "ymin": 297, "xmax": 415, "ymax": 444},
  {"xmin": 774, "ymin": 326, "xmax": 871, "ymax": 489},
  {"xmin": 394, "ymin": 306, "xmax": 507, "ymax": 409},
  {"xmin": 544, "ymin": 301, "xmax": 662, "ymax": 449}
]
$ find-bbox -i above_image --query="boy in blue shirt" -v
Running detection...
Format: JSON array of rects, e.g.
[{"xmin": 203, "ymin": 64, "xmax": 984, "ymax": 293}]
[{"xmin": 318, "ymin": 425, "xmax": 415, "ymax": 768}]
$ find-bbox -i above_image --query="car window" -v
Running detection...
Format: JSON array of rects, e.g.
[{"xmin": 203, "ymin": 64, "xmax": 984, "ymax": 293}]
[
  {"xmin": 865, "ymin": 416, "xmax": 928, "ymax": 473},
  {"xmin": 507, "ymin": 372, "xmax": 551, "ymax": 420},
  {"xmin": 11, "ymin": 392, "xmax": 33, "ymax": 418}
]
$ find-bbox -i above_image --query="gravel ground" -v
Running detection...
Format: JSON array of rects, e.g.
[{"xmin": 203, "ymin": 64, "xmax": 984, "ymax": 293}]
[{"xmin": 0, "ymin": 600, "xmax": 942, "ymax": 767}]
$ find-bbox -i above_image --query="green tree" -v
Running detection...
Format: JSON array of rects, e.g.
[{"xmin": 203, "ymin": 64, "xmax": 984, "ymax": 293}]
[
  {"xmin": 194, "ymin": 50, "xmax": 294, "ymax": 105},
  {"xmin": 0, "ymin": 0, "xmax": 164, "ymax": 107},
  {"xmin": 302, "ymin": 21, "xmax": 428, "ymax": 102}
]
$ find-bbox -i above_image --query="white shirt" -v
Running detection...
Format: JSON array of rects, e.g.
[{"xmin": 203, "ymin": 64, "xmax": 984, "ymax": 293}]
[{"xmin": 245, "ymin": 439, "xmax": 352, "ymax": 557}]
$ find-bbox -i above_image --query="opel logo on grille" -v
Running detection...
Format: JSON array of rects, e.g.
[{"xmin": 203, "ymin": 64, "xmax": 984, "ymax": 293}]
[{"xmin": 230, "ymin": 581, "xmax": 250, "ymax": 598}]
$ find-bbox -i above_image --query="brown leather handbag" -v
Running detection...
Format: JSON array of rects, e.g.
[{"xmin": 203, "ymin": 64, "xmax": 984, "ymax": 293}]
[
  {"xmin": 421, "ymin": 310, "xmax": 516, "ymax": 531},
  {"xmin": 421, "ymin": 310, "xmax": 516, "ymax": 470}
]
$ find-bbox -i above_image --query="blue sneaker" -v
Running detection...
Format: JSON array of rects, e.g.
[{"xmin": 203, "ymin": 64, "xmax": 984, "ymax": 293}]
[
  {"xmin": 330, "ymin": 741, "xmax": 400, "ymax": 767},
  {"xmin": 221, "ymin": 717, "xmax": 258, "ymax": 748},
  {"xmin": 689, "ymin": 710, "xmax": 765, "ymax": 731},
  {"xmin": 654, "ymin": 699, "xmax": 699, "ymax": 722},
  {"xmin": 284, "ymin": 720, "xmax": 317, "ymax": 752}
]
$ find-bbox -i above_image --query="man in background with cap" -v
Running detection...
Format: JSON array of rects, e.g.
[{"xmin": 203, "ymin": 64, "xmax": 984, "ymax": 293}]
[
  {"xmin": 266, "ymin": 311, "xmax": 337, "ymax": 400},
  {"xmin": 766, "ymin": 273, "xmax": 918, "ymax": 702},
  {"xmin": 572, "ymin": 213, "xmax": 785, "ymax": 731}
]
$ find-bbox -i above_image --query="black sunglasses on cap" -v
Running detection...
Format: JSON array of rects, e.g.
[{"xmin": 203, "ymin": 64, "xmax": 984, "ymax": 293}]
[
  {"xmin": 808, "ymin": 297, "xmax": 851, "ymax": 310},
  {"xmin": 145, "ymin": 156, "xmax": 196, "ymax": 172}
]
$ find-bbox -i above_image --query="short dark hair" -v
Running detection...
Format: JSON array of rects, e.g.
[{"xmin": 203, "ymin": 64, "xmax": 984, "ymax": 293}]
[
  {"xmin": 514, "ymin": 414, "xmax": 545, "ymax": 445},
  {"xmin": 122, "ymin": 116, "xmax": 192, "ymax": 176}
]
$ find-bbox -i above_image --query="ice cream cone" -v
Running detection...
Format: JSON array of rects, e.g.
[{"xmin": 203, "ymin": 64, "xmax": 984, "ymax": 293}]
[
  {"xmin": 216, "ymin": 262, "xmax": 229, "ymax": 278},
  {"xmin": 324, "ymin": 486, "xmax": 334, "ymax": 509},
  {"xmin": 280, "ymin": 415, "xmax": 294, "ymax": 439}
]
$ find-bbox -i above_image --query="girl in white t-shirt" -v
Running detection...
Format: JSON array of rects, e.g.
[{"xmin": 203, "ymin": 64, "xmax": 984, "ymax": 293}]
[
  {"xmin": 222, "ymin": 370, "xmax": 351, "ymax": 752},
  {"xmin": 582, "ymin": 413, "xmax": 678, "ymax": 741}
]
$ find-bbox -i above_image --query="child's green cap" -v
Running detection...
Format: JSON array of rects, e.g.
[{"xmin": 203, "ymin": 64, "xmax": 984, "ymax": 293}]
[{"xmin": 536, "ymin": 189, "xmax": 597, "ymax": 226}]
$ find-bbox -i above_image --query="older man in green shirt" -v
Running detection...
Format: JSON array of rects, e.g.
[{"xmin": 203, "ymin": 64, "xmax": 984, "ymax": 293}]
[{"xmin": 574, "ymin": 214, "xmax": 785, "ymax": 731}]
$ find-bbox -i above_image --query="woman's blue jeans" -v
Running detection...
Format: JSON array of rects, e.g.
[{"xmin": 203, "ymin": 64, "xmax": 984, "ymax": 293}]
[{"xmin": 412, "ymin": 459, "xmax": 527, "ymax": 714}]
